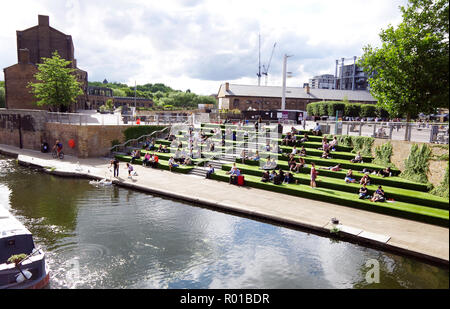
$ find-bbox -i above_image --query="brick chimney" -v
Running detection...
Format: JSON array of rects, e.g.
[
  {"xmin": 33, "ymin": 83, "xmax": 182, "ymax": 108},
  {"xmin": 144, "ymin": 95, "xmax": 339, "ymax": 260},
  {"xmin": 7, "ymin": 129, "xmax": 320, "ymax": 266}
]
[
  {"xmin": 38, "ymin": 15, "xmax": 49, "ymax": 27},
  {"xmin": 18, "ymin": 48, "xmax": 30, "ymax": 64},
  {"xmin": 225, "ymin": 82, "xmax": 230, "ymax": 91}
]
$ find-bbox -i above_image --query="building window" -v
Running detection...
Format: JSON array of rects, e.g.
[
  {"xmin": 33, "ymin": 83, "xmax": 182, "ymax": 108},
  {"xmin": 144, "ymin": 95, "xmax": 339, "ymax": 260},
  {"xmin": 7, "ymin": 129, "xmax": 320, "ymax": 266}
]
[{"xmin": 233, "ymin": 99, "xmax": 239, "ymax": 107}]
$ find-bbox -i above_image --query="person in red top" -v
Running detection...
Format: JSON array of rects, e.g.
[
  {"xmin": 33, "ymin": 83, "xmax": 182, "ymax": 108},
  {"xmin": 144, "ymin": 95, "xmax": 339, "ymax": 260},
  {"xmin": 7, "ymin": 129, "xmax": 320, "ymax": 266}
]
[{"xmin": 152, "ymin": 153, "xmax": 159, "ymax": 168}]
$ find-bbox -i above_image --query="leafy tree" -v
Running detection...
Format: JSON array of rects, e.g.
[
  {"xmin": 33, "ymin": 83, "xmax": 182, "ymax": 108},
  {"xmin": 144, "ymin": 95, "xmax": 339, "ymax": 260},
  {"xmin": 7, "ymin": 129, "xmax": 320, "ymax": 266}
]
[
  {"xmin": 28, "ymin": 51, "xmax": 83, "ymax": 112},
  {"xmin": 359, "ymin": 0, "xmax": 449, "ymax": 127},
  {"xmin": 112, "ymin": 88, "xmax": 127, "ymax": 97},
  {"xmin": 0, "ymin": 87, "xmax": 5, "ymax": 108}
]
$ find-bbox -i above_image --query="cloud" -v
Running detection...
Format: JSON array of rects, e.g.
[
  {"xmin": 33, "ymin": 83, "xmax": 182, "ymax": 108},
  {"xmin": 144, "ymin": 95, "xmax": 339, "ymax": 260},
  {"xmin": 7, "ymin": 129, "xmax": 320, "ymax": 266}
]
[{"xmin": 0, "ymin": 0, "xmax": 408, "ymax": 94}]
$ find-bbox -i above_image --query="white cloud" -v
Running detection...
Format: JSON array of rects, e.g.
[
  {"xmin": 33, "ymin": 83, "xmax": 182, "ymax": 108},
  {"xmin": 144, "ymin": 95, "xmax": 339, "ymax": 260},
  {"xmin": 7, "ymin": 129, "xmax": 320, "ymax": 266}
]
[{"xmin": 0, "ymin": 0, "xmax": 407, "ymax": 94}]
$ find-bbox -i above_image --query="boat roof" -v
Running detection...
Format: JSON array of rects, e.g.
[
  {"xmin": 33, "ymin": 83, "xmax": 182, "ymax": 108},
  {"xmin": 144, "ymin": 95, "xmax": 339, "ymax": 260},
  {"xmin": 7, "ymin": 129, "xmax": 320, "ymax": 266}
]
[{"xmin": 0, "ymin": 208, "xmax": 32, "ymax": 238}]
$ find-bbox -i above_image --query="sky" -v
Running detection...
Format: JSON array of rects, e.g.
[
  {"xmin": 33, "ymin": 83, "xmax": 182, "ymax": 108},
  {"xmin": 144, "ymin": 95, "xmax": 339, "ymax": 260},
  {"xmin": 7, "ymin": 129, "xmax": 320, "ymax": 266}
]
[{"xmin": 0, "ymin": 0, "xmax": 408, "ymax": 95}]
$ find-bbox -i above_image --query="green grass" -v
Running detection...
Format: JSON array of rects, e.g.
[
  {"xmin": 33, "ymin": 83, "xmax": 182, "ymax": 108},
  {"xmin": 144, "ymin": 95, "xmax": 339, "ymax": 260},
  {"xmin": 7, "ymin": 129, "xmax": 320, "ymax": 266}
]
[
  {"xmin": 114, "ymin": 154, "xmax": 195, "ymax": 174},
  {"xmin": 222, "ymin": 163, "xmax": 449, "ymax": 210},
  {"xmin": 210, "ymin": 170, "xmax": 449, "ymax": 227}
]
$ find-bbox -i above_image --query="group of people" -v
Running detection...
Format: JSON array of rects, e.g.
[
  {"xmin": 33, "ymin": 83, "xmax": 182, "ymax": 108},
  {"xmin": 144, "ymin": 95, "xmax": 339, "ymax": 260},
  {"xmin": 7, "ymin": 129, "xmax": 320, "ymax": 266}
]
[{"xmin": 261, "ymin": 169, "xmax": 295, "ymax": 185}]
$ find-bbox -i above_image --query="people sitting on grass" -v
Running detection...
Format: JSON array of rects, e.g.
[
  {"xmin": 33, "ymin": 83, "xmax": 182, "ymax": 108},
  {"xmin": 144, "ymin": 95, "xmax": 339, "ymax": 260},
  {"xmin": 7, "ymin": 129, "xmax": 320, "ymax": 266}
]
[
  {"xmin": 130, "ymin": 150, "xmax": 141, "ymax": 164},
  {"xmin": 151, "ymin": 153, "xmax": 159, "ymax": 168},
  {"xmin": 291, "ymin": 146, "xmax": 298, "ymax": 155},
  {"xmin": 350, "ymin": 151, "xmax": 363, "ymax": 163},
  {"xmin": 206, "ymin": 164, "xmax": 215, "ymax": 179},
  {"xmin": 321, "ymin": 149, "xmax": 331, "ymax": 159},
  {"xmin": 299, "ymin": 146, "xmax": 307, "ymax": 157},
  {"xmin": 283, "ymin": 172, "xmax": 295, "ymax": 184},
  {"xmin": 321, "ymin": 163, "xmax": 342, "ymax": 171},
  {"xmin": 290, "ymin": 127, "xmax": 298, "ymax": 135},
  {"xmin": 261, "ymin": 170, "xmax": 270, "ymax": 182},
  {"xmin": 157, "ymin": 144, "xmax": 163, "ymax": 152},
  {"xmin": 310, "ymin": 162, "xmax": 318, "ymax": 188},
  {"xmin": 371, "ymin": 186, "xmax": 386, "ymax": 202},
  {"xmin": 289, "ymin": 134, "xmax": 297, "ymax": 146},
  {"xmin": 273, "ymin": 171, "xmax": 283, "ymax": 185},
  {"xmin": 290, "ymin": 157, "xmax": 305, "ymax": 173},
  {"xmin": 142, "ymin": 152, "xmax": 152, "ymax": 166},
  {"xmin": 345, "ymin": 169, "xmax": 357, "ymax": 183},
  {"xmin": 378, "ymin": 167, "xmax": 392, "ymax": 178},
  {"xmin": 250, "ymin": 150, "xmax": 260, "ymax": 161},
  {"xmin": 359, "ymin": 183, "xmax": 370, "ymax": 199},
  {"xmin": 168, "ymin": 157, "xmax": 179, "ymax": 171},
  {"xmin": 262, "ymin": 158, "xmax": 277, "ymax": 170},
  {"xmin": 227, "ymin": 163, "xmax": 241, "ymax": 184},
  {"xmin": 282, "ymin": 132, "xmax": 292, "ymax": 146},
  {"xmin": 312, "ymin": 123, "xmax": 322, "ymax": 136},
  {"xmin": 265, "ymin": 142, "xmax": 271, "ymax": 152},
  {"xmin": 359, "ymin": 173, "xmax": 372, "ymax": 186},
  {"xmin": 184, "ymin": 157, "xmax": 193, "ymax": 166},
  {"xmin": 162, "ymin": 145, "xmax": 169, "ymax": 153},
  {"xmin": 329, "ymin": 136, "xmax": 338, "ymax": 151},
  {"xmin": 299, "ymin": 133, "xmax": 309, "ymax": 143}
]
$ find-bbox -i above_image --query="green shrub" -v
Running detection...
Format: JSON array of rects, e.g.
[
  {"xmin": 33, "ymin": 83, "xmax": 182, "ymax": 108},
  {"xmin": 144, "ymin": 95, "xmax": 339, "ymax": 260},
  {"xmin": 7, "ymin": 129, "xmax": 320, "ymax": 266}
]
[
  {"xmin": 360, "ymin": 104, "xmax": 377, "ymax": 118},
  {"xmin": 372, "ymin": 141, "xmax": 396, "ymax": 168},
  {"xmin": 345, "ymin": 104, "xmax": 361, "ymax": 118},
  {"xmin": 430, "ymin": 165, "xmax": 449, "ymax": 199},
  {"xmin": 400, "ymin": 144, "xmax": 432, "ymax": 186},
  {"xmin": 351, "ymin": 136, "xmax": 374, "ymax": 156},
  {"xmin": 327, "ymin": 102, "xmax": 346, "ymax": 117},
  {"xmin": 123, "ymin": 125, "xmax": 167, "ymax": 141}
]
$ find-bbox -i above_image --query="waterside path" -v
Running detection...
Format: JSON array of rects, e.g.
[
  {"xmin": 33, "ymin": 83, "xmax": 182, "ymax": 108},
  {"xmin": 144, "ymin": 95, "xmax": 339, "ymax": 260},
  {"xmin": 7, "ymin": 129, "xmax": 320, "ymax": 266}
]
[{"xmin": 0, "ymin": 144, "xmax": 448, "ymax": 266}]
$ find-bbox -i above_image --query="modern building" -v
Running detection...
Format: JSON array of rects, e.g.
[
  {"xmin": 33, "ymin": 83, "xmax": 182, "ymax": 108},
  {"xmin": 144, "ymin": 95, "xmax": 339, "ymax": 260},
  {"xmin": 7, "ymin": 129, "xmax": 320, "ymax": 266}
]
[
  {"xmin": 334, "ymin": 57, "xmax": 369, "ymax": 91},
  {"xmin": 309, "ymin": 74, "xmax": 335, "ymax": 89},
  {"xmin": 217, "ymin": 82, "xmax": 376, "ymax": 111},
  {"xmin": 3, "ymin": 15, "xmax": 88, "ymax": 111}
]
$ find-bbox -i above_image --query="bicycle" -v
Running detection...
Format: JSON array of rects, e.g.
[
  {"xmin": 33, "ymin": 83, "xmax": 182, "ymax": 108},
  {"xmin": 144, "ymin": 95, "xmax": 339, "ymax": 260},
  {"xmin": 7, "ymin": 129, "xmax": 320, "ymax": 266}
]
[{"xmin": 52, "ymin": 149, "xmax": 64, "ymax": 159}]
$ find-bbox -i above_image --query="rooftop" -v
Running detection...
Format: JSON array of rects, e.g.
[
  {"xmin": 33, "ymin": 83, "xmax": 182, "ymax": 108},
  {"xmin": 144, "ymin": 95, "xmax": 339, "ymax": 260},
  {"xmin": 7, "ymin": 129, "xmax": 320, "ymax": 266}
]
[{"xmin": 219, "ymin": 83, "xmax": 376, "ymax": 102}]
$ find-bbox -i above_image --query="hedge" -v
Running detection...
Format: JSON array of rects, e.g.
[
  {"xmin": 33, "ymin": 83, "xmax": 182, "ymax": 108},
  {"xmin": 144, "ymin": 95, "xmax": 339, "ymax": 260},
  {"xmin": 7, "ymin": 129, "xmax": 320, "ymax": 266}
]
[{"xmin": 123, "ymin": 125, "xmax": 167, "ymax": 141}]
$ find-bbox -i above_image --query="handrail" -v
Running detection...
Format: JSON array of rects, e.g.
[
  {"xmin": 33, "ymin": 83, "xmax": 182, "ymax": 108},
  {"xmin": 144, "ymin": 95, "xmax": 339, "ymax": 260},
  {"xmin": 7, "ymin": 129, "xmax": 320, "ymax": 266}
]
[
  {"xmin": 109, "ymin": 126, "xmax": 170, "ymax": 154},
  {"xmin": 109, "ymin": 117, "xmax": 193, "ymax": 155}
]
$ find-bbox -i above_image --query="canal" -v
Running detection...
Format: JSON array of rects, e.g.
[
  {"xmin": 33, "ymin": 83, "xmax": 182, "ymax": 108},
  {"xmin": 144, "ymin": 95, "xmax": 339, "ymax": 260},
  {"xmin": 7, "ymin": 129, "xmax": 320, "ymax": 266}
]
[{"xmin": 0, "ymin": 156, "xmax": 448, "ymax": 289}]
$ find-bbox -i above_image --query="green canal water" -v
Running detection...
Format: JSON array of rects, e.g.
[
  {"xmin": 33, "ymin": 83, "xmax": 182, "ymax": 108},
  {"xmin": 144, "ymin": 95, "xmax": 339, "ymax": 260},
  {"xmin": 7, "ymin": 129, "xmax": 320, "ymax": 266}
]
[{"xmin": 0, "ymin": 157, "xmax": 448, "ymax": 289}]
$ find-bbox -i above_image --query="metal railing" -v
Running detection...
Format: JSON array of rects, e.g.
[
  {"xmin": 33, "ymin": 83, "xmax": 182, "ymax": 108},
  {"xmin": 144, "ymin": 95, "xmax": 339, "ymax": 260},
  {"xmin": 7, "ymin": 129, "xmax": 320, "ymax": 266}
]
[
  {"xmin": 109, "ymin": 126, "xmax": 171, "ymax": 156},
  {"xmin": 314, "ymin": 121, "xmax": 449, "ymax": 144}
]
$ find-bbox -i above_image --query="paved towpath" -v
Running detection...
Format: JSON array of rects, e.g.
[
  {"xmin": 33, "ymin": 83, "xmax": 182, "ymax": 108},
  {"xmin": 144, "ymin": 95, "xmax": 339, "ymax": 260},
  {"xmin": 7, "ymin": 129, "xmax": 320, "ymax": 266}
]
[{"xmin": 0, "ymin": 144, "xmax": 448, "ymax": 264}]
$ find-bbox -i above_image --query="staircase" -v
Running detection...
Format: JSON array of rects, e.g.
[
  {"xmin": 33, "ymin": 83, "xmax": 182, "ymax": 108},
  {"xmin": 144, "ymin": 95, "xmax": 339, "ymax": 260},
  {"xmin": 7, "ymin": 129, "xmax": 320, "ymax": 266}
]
[{"xmin": 188, "ymin": 154, "xmax": 235, "ymax": 178}]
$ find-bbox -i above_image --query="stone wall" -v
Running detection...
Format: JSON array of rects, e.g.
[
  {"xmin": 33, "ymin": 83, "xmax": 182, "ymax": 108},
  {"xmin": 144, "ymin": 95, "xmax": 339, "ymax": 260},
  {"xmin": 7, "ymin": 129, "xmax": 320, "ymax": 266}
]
[
  {"xmin": 0, "ymin": 109, "xmax": 133, "ymax": 158},
  {"xmin": 372, "ymin": 139, "xmax": 448, "ymax": 187}
]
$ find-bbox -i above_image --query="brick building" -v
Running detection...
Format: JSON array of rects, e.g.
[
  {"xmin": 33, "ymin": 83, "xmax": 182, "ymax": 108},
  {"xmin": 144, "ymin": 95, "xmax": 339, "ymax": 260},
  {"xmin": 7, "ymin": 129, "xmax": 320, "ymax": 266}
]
[
  {"xmin": 217, "ymin": 82, "xmax": 376, "ymax": 111},
  {"xmin": 3, "ymin": 15, "xmax": 88, "ymax": 111}
]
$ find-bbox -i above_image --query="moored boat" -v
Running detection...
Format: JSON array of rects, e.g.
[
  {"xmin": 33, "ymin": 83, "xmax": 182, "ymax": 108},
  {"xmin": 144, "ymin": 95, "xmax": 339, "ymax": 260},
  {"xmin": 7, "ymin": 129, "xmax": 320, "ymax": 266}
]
[{"xmin": 0, "ymin": 207, "xmax": 50, "ymax": 289}]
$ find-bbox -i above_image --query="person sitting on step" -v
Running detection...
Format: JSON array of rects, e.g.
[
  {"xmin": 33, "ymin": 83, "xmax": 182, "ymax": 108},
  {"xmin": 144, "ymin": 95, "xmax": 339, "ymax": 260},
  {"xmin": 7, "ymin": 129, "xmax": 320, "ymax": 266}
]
[
  {"xmin": 350, "ymin": 152, "xmax": 363, "ymax": 163},
  {"xmin": 345, "ymin": 169, "xmax": 357, "ymax": 183},
  {"xmin": 371, "ymin": 186, "xmax": 386, "ymax": 202}
]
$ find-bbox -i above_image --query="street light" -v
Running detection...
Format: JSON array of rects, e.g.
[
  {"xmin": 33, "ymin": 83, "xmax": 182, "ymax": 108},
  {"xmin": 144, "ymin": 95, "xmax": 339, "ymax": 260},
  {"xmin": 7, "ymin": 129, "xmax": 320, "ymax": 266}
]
[{"xmin": 281, "ymin": 54, "xmax": 293, "ymax": 111}]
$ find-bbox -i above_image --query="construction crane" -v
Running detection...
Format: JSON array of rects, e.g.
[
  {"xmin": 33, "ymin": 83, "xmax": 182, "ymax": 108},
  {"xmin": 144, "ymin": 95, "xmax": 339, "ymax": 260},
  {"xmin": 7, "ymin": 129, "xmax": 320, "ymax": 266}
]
[{"xmin": 262, "ymin": 42, "xmax": 277, "ymax": 86}]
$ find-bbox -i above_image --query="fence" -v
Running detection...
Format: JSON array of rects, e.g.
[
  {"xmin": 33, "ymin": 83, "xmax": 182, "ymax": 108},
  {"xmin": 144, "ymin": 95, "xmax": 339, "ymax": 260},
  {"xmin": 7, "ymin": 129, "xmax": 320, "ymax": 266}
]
[
  {"xmin": 316, "ymin": 121, "xmax": 449, "ymax": 144},
  {"xmin": 46, "ymin": 112, "xmax": 198, "ymax": 126}
]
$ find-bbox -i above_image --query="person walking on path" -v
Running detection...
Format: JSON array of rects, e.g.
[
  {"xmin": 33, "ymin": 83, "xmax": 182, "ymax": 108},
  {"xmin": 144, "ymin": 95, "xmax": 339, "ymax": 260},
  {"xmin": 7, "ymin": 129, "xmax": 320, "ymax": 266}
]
[{"xmin": 110, "ymin": 158, "xmax": 120, "ymax": 177}]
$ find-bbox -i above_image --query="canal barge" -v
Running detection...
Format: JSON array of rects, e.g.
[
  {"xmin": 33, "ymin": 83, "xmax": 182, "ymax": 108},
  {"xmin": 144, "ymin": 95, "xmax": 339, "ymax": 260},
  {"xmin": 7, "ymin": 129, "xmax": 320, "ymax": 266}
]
[{"xmin": 0, "ymin": 207, "xmax": 49, "ymax": 289}]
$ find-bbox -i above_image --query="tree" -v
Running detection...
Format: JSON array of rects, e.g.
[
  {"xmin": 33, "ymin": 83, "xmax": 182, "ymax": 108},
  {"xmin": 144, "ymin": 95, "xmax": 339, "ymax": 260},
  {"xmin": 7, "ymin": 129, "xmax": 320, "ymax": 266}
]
[
  {"xmin": 0, "ymin": 86, "xmax": 5, "ymax": 108},
  {"xmin": 28, "ymin": 51, "xmax": 83, "ymax": 112},
  {"xmin": 359, "ymin": 0, "xmax": 449, "ymax": 135}
]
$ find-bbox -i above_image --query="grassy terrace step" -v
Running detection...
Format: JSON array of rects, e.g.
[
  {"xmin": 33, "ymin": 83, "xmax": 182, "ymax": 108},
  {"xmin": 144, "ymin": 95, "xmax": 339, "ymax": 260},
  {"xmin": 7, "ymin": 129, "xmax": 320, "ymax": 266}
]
[
  {"xmin": 177, "ymin": 130, "xmax": 355, "ymax": 152},
  {"xmin": 210, "ymin": 170, "xmax": 449, "ymax": 227},
  {"xmin": 279, "ymin": 145, "xmax": 372, "ymax": 162},
  {"xmin": 134, "ymin": 142, "xmax": 426, "ymax": 192},
  {"xmin": 222, "ymin": 163, "xmax": 448, "ymax": 210},
  {"xmin": 236, "ymin": 156, "xmax": 400, "ymax": 176},
  {"xmin": 114, "ymin": 155, "xmax": 195, "ymax": 174},
  {"xmin": 163, "ymin": 135, "xmax": 367, "ymax": 162}
]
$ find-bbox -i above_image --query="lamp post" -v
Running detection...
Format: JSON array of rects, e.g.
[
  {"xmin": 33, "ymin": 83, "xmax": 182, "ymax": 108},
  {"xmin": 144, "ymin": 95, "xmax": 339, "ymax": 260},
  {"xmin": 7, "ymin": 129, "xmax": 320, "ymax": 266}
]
[{"xmin": 281, "ymin": 54, "xmax": 292, "ymax": 111}]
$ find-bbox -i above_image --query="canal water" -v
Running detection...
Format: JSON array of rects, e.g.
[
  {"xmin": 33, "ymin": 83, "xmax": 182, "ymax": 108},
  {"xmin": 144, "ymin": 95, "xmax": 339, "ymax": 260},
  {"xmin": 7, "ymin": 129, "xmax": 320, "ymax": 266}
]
[{"xmin": 0, "ymin": 156, "xmax": 448, "ymax": 289}]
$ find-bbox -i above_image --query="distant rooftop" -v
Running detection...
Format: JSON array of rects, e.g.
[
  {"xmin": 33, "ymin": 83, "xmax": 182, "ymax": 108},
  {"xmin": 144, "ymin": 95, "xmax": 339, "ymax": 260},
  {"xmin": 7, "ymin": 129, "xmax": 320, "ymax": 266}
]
[{"xmin": 219, "ymin": 83, "xmax": 376, "ymax": 102}]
